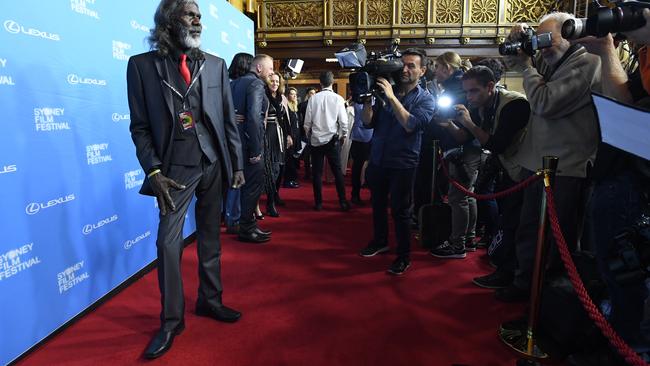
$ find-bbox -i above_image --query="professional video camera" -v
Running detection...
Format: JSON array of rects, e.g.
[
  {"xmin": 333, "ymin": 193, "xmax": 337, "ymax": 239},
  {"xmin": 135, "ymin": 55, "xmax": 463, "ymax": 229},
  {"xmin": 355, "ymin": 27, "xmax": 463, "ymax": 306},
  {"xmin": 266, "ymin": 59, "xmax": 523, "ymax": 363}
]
[
  {"xmin": 608, "ymin": 213, "xmax": 650, "ymax": 285},
  {"xmin": 335, "ymin": 41, "xmax": 404, "ymax": 104},
  {"xmin": 561, "ymin": 0, "xmax": 649, "ymax": 39},
  {"xmin": 498, "ymin": 28, "xmax": 553, "ymax": 56}
]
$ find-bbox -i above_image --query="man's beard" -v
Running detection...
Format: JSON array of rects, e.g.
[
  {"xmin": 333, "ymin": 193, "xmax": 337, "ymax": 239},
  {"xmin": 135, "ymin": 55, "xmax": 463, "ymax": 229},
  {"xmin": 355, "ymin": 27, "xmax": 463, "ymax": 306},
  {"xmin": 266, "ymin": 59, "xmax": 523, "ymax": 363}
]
[{"xmin": 177, "ymin": 25, "xmax": 201, "ymax": 49}]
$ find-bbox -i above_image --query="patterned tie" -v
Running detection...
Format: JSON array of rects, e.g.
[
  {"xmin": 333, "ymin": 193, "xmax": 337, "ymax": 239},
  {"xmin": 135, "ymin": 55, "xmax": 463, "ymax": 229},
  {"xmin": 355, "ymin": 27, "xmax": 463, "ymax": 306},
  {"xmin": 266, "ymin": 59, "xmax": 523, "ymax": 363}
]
[{"xmin": 179, "ymin": 54, "xmax": 191, "ymax": 86}]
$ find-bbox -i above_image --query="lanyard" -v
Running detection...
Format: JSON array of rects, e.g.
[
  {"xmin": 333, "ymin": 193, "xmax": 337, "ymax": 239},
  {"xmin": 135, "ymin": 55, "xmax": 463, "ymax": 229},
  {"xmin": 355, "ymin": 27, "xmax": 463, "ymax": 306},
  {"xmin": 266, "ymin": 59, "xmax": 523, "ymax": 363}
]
[{"xmin": 162, "ymin": 60, "xmax": 205, "ymax": 108}]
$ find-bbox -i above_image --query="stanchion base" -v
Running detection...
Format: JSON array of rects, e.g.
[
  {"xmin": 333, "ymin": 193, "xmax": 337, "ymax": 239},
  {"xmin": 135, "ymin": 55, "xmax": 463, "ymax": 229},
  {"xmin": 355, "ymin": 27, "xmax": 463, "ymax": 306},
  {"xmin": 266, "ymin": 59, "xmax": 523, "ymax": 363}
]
[{"xmin": 498, "ymin": 322, "xmax": 549, "ymax": 361}]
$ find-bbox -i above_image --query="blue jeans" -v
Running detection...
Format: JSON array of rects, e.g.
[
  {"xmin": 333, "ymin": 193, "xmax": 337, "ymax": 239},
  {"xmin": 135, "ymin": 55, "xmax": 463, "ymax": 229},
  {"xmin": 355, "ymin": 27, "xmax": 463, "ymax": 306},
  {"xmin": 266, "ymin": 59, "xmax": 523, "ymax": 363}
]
[
  {"xmin": 224, "ymin": 188, "xmax": 241, "ymax": 227},
  {"xmin": 588, "ymin": 172, "xmax": 647, "ymax": 346}
]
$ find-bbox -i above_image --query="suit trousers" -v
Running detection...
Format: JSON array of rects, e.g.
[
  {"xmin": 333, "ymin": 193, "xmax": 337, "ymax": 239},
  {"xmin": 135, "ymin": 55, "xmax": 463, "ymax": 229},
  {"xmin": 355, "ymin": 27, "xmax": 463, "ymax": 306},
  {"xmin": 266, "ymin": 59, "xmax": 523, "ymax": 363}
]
[
  {"xmin": 367, "ymin": 164, "xmax": 416, "ymax": 259},
  {"xmin": 239, "ymin": 160, "xmax": 264, "ymax": 232},
  {"xmin": 156, "ymin": 157, "xmax": 223, "ymax": 331},
  {"xmin": 310, "ymin": 136, "xmax": 347, "ymax": 204}
]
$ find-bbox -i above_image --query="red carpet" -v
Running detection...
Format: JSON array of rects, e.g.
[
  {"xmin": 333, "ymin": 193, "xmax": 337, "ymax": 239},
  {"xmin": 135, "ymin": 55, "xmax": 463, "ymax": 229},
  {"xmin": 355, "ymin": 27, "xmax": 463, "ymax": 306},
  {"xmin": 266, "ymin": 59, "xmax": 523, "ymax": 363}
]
[{"xmin": 18, "ymin": 176, "xmax": 523, "ymax": 366}]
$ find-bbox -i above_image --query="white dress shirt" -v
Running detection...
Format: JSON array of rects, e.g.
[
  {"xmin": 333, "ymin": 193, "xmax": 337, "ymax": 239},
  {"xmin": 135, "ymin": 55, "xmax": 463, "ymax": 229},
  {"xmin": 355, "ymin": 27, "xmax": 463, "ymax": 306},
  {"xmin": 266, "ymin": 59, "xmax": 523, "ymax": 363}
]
[{"xmin": 304, "ymin": 87, "xmax": 348, "ymax": 147}]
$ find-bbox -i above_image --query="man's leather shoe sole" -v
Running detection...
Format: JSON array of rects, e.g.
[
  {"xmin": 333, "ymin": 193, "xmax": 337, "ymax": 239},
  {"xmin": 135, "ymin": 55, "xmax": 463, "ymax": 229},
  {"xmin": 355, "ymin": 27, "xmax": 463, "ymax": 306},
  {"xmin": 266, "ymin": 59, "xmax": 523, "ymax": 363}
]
[
  {"xmin": 237, "ymin": 232, "xmax": 270, "ymax": 243},
  {"xmin": 143, "ymin": 323, "xmax": 185, "ymax": 359},
  {"xmin": 254, "ymin": 227, "xmax": 272, "ymax": 236},
  {"xmin": 195, "ymin": 305, "xmax": 242, "ymax": 323}
]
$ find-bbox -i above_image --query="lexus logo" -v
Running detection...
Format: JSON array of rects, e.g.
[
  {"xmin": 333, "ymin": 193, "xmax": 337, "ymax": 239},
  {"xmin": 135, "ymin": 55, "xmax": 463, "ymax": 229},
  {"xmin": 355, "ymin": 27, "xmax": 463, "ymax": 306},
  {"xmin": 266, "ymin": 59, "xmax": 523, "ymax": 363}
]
[
  {"xmin": 82, "ymin": 225, "xmax": 93, "ymax": 235},
  {"xmin": 67, "ymin": 74, "xmax": 79, "ymax": 85},
  {"xmin": 25, "ymin": 203, "xmax": 40, "ymax": 215},
  {"xmin": 4, "ymin": 20, "xmax": 19, "ymax": 34}
]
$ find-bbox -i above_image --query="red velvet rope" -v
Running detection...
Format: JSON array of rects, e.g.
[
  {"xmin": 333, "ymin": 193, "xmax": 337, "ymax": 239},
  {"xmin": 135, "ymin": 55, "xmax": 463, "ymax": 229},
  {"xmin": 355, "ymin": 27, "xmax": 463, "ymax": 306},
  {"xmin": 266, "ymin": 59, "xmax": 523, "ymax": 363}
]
[
  {"xmin": 545, "ymin": 185, "xmax": 649, "ymax": 366},
  {"xmin": 438, "ymin": 155, "xmax": 543, "ymax": 200}
]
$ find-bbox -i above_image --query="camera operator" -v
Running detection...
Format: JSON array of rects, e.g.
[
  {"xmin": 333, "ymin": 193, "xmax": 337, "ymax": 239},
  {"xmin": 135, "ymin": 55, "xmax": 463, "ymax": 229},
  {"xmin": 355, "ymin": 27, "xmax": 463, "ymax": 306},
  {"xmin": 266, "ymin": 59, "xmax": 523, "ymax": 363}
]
[
  {"xmin": 358, "ymin": 48, "xmax": 435, "ymax": 276},
  {"xmin": 450, "ymin": 66, "xmax": 531, "ymax": 289},
  {"xmin": 573, "ymin": 19, "xmax": 650, "ymax": 349},
  {"xmin": 497, "ymin": 12, "xmax": 602, "ymax": 302}
]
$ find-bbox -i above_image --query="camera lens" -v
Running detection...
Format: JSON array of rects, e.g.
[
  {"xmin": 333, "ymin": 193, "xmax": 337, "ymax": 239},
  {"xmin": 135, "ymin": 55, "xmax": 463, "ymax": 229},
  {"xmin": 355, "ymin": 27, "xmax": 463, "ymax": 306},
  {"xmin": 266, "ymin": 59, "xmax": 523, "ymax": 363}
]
[
  {"xmin": 561, "ymin": 18, "xmax": 587, "ymax": 39},
  {"xmin": 498, "ymin": 41, "xmax": 521, "ymax": 56}
]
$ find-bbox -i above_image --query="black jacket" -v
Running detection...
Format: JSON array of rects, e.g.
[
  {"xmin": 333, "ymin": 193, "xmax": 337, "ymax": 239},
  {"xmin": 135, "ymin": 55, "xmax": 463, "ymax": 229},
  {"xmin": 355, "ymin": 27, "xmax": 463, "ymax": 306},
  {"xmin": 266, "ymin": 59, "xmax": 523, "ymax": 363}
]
[
  {"xmin": 127, "ymin": 50, "xmax": 243, "ymax": 196},
  {"xmin": 230, "ymin": 72, "xmax": 267, "ymax": 160}
]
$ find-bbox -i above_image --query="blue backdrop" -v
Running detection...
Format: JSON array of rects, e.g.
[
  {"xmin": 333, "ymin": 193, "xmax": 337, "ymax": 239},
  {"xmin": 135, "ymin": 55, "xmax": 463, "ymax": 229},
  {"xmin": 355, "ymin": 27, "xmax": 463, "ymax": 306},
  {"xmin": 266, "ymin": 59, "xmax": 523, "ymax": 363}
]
[{"xmin": 0, "ymin": 1, "xmax": 253, "ymax": 364}]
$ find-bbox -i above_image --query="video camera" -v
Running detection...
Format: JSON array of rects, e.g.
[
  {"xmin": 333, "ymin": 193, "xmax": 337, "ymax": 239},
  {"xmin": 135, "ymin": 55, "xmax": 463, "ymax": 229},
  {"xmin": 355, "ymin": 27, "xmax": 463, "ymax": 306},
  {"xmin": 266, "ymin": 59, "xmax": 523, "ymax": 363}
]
[
  {"xmin": 498, "ymin": 28, "xmax": 553, "ymax": 56},
  {"xmin": 335, "ymin": 41, "xmax": 404, "ymax": 104},
  {"xmin": 561, "ymin": 0, "xmax": 649, "ymax": 39}
]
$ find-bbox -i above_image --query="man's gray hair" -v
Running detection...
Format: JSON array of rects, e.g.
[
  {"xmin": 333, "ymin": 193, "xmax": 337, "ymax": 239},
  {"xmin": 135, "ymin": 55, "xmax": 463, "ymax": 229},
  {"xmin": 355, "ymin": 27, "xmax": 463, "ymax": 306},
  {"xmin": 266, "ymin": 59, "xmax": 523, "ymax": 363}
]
[{"xmin": 539, "ymin": 11, "xmax": 575, "ymax": 30}]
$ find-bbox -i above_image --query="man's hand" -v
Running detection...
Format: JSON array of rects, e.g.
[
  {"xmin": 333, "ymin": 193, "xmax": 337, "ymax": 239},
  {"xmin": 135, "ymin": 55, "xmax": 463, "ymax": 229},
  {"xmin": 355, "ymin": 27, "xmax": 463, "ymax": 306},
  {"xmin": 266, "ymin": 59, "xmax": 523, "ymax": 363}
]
[
  {"xmin": 575, "ymin": 34, "xmax": 615, "ymax": 56},
  {"xmin": 150, "ymin": 173, "xmax": 186, "ymax": 216},
  {"xmin": 375, "ymin": 77, "xmax": 396, "ymax": 101},
  {"xmin": 453, "ymin": 104, "xmax": 473, "ymax": 128},
  {"xmin": 232, "ymin": 170, "xmax": 245, "ymax": 189},
  {"xmin": 504, "ymin": 23, "xmax": 533, "ymax": 71},
  {"xmin": 286, "ymin": 135, "xmax": 293, "ymax": 149}
]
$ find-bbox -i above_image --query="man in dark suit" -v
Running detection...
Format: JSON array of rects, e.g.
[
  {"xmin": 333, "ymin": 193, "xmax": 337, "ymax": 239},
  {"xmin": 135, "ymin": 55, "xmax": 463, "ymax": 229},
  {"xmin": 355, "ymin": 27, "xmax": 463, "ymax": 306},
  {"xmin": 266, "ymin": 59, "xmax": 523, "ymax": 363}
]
[
  {"xmin": 127, "ymin": 0, "xmax": 245, "ymax": 359},
  {"xmin": 230, "ymin": 54, "xmax": 274, "ymax": 243}
]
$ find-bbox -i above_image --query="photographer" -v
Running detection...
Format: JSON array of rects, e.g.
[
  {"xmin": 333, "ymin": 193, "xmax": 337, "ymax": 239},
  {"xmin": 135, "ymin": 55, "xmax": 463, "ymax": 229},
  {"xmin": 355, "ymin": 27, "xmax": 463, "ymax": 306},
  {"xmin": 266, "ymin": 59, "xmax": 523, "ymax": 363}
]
[
  {"xmin": 574, "ymin": 17, "xmax": 650, "ymax": 350},
  {"xmin": 430, "ymin": 53, "xmax": 483, "ymax": 259},
  {"xmin": 450, "ymin": 66, "xmax": 530, "ymax": 289},
  {"xmin": 498, "ymin": 12, "xmax": 602, "ymax": 302},
  {"xmin": 358, "ymin": 48, "xmax": 435, "ymax": 276}
]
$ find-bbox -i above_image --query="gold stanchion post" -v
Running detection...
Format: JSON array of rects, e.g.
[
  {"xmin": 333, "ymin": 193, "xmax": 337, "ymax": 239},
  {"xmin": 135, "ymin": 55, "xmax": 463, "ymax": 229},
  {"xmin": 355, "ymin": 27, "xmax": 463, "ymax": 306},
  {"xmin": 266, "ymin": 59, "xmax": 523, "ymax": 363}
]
[{"xmin": 498, "ymin": 156, "xmax": 559, "ymax": 362}]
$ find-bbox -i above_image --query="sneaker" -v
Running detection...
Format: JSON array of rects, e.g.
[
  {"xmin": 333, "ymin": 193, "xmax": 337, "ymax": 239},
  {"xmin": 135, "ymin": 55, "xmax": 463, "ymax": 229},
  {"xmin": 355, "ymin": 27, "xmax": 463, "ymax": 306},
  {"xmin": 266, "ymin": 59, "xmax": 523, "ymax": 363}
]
[
  {"xmin": 430, "ymin": 241, "xmax": 466, "ymax": 259},
  {"xmin": 359, "ymin": 243, "xmax": 389, "ymax": 257},
  {"xmin": 387, "ymin": 257, "xmax": 410, "ymax": 275},
  {"xmin": 472, "ymin": 270, "xmax": 513, "ymax": 289}
]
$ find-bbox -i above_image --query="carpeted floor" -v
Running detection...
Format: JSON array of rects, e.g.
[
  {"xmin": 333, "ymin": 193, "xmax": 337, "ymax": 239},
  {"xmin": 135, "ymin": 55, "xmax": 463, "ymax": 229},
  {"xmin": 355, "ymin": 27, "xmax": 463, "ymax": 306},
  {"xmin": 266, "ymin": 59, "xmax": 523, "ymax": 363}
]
[{"xmin": 17, "ymin": 176, "xmax": 524, "ymax": 366}]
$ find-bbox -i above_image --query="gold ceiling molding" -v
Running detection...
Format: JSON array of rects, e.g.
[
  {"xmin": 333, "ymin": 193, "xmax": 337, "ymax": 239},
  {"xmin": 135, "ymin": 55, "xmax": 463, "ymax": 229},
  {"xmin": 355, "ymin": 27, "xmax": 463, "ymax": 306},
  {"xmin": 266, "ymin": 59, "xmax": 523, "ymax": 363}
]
[
  {"xmin": 333, "ymin": 0, "xmax": 358, "ymax": 25},
  {"xmin": 367, "ymin": 0, "xmax": 393, "ymax": 25},
  {"xmin": 435, "ymin": 0, "xmax": 462, "ymax": 23},
  {"xmin": 505, "ymin": 0, "xmax": 556, "ymax": 23},
  {"xmin": 470, "ymin": 0, "xmax": 497, "ymax": 23},
  {"xmin": 265, "ymin": 1, "xmax": 324, "ymax": 28},
  {"xmin": 257, "ymin": 0, "xmax": 577, "ymax": 44},
  {"xmin": 401, "ymin": 0, "xmax": 427, "ymax": 24}
]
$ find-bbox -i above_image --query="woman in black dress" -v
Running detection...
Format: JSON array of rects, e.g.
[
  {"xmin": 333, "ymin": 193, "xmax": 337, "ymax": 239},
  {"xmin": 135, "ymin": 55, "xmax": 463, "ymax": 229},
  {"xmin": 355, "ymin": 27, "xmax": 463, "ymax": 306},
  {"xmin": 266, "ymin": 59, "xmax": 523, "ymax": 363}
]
[{"xmin": 263, "ymin": 73, "xmax": 293, "ymax": 217}]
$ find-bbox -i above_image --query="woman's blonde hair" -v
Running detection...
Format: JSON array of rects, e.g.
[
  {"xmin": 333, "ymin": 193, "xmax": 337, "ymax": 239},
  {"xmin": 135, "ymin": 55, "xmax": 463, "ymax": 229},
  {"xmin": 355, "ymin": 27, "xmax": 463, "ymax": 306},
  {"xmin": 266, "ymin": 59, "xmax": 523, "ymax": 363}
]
[
  {"xmin": 436, "ymin": 52, "xmax": 472, "ymax": 72},
  {"xmin": 286, "ymin": 87, "xmax": 298, "ymax": 112}
]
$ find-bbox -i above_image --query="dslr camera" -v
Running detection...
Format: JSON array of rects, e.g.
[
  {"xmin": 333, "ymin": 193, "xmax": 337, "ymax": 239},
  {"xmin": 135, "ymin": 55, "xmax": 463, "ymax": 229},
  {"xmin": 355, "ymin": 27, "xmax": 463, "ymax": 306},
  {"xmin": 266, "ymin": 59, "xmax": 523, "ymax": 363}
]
[
  {"xmin": 499, "ymin": 28, "xmax": 553, "ymax": 56},
  {"xmin": 335, "ymin": 41, "xmax": 404, "ymax": 104},
  {"xmin": 561, "ymin": 0, "xmax": 649, "ymax": 39}
]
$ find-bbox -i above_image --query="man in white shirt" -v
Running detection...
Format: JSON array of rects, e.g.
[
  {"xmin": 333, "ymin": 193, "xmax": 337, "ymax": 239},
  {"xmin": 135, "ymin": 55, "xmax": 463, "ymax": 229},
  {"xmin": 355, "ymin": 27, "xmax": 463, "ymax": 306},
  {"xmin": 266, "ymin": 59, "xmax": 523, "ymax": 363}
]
[{"xmin": 304, "ymin": 71, "xmax": 350, "ymax": 211}]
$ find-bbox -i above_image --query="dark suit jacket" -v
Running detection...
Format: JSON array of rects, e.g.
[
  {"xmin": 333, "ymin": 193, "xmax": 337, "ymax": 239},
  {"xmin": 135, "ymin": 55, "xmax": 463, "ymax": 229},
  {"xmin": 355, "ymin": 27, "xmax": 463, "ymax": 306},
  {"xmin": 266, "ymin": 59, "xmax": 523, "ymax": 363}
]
[
  {"xmin": 229, "ymin": 72, "xmax": 266, "ymax": 160},
  {"xmin": 127, "ymin": 50, "xmax": 243, "ymax": 196}
]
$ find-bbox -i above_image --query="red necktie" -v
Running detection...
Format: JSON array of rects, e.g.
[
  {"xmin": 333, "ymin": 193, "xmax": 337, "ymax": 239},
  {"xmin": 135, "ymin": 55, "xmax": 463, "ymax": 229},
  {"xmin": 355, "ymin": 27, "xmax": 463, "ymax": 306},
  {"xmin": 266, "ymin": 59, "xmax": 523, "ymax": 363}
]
[{"xmin": 179, "ymin": 54, "xmax": 191, "ymax": 86}]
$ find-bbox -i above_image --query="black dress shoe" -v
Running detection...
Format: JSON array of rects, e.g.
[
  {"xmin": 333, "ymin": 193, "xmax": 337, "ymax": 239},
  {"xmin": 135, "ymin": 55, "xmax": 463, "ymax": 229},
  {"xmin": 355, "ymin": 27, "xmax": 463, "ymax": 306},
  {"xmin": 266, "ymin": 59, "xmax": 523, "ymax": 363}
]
[
  {"xmin": 195, "ymin": 303, "xmax": 242, "ymax": 323},
  {"xmin": 237, "ymin": 231, "xmax": 270, "ymax": 243},
  {"xmin": 143, "ymin": 323, "xmax": 184, "ymax": 359},
  {"xmin": 254, "ymin": 227, "xmax": 272, "ymax": 236}
]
